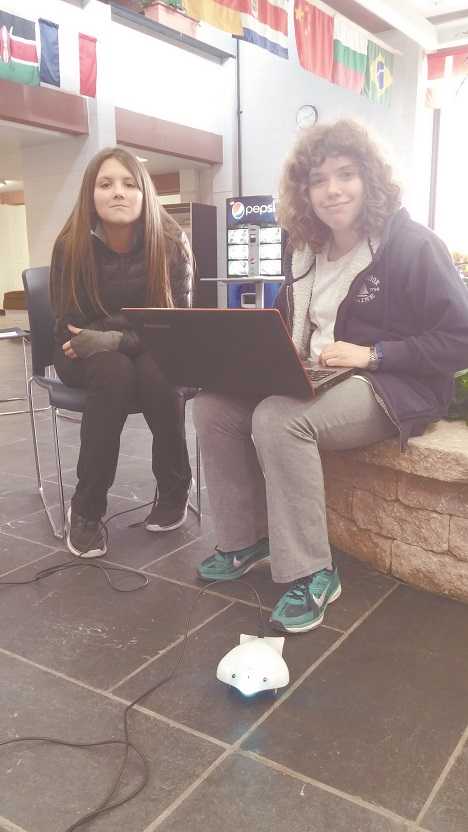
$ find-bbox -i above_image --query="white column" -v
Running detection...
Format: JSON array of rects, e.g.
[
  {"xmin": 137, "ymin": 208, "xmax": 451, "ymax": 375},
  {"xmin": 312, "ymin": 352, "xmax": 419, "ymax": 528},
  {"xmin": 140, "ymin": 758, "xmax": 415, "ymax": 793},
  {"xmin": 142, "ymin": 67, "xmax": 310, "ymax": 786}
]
[
  {"xmin": 179, "ymin": 168, "xmax": 200, "ymax": 203},
  {"xmin": 199, "ymin": 58, "xmax": 238, "ymax": 307},
  {"xmin": 21, "ymin": 0, "xmax": 116, "ymax": 267}
]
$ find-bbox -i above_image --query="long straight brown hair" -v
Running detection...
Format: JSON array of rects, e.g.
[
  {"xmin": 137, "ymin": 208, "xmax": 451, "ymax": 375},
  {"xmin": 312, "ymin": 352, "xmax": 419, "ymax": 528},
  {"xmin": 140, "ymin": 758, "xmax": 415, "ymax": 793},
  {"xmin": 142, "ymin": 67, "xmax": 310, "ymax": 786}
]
[{"xmin": 50, "ymin": 147, "xmax": 184, "ymax": 317}]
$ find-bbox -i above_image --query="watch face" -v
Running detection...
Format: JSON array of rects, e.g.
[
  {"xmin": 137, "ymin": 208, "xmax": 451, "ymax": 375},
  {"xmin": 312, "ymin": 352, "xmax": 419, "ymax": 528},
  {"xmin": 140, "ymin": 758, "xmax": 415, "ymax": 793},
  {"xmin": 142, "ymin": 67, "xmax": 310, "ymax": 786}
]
[{"xmin": 296, "ymin": 104, "xmax": 318, "ymax": 128}]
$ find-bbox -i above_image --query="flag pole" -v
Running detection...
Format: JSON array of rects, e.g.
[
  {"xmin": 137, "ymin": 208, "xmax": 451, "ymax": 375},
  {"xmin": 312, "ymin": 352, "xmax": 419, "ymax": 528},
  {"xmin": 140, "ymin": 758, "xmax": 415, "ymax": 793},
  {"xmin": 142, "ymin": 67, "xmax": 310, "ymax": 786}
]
[
  {"xmin": 236, "ymin": 38, "xmax": 243, "ymax": 196},
  {"xmin": 428, "ymin": 107, "xmax": 441, "ymax": 231}
]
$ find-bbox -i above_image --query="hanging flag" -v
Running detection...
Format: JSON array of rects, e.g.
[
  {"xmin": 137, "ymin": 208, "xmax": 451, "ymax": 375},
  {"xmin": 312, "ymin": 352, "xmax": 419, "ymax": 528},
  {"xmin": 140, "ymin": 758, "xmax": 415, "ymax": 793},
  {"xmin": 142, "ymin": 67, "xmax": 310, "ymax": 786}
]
[
  {"xmin": 39, "ymin": 18, "xmax": 60, "ymax": 87},
  {"xmin": 363, "ymin": 41, "xmax": 393, "ymax": 105},
  {"xmin": 183, "ymin": 0, "xmax": 243, "ymax": 35},
  {"xmin": 294, "ymin": 0, "xmax": 333, "ymax": 79},
  {"xmin": 238, "ymin": 0, "xmax": 289, "ymax": 60},
  {"xmin": 332, "ymin": 15, "xmax": 368, "ymax": 94},
  {"xmin": 0, "ymin": 11, "xmax": 39, "ymax": 87},
  {"xmin": 426, "ymin": 47, "xmax": 468, "ymax": 108},
  {"xmin": 79, "ymin": 32, "xmax": 97, "ymax": 97},
  {"xmin": 427, "ymin": 47, "xmax": 468, "ymax": 80}
]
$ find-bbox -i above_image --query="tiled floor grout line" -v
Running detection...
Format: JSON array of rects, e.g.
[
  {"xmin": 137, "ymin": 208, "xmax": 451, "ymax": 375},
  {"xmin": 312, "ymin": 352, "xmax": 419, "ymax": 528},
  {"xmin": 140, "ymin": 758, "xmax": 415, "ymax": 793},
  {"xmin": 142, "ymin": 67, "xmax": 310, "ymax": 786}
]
[
  {"xmin": 0, "ymin": 522, "xmax": 67, "ymax": 548},
  {"xmin": 107, "ymin": 599, "xmax": 236, "ymax": 692},
  {"xmin": 0, "ymin": 645, "xmax": 109, "ymax": 695},
  {"xmin": 415, "ymin": 719, "xmax": 468, "ymax": 825},
  {"xmin": 0, "ymin": 815, "xmax": 29, "ymax": 832},
  {"xmin": 0, "ymin": 546, "xmax": 63, "ymax": 579},
  {"xmin": 137, "ymin": 582, "xmax": 401, "ymax": 831},
  {"xmin": 138, "ymin": 533, "xmax": 209, "ymax": 571},
  {"xmin": 130, "ymin": 702, "xmax": 230, "ymax": 750},
  {"xmin": 0, "ymin": 646, "xmax": 229, "ymax": 752},
  {"xmin": 238, "ymin": 749, "xmax": 433, "ymax": 831},
  {"xmin": 143, "ymin": 570, "xmax": 275, "ymax": 612},
  {"xmin": 141, "ymin": 750, "xmax": 233, "ymax": 832}
]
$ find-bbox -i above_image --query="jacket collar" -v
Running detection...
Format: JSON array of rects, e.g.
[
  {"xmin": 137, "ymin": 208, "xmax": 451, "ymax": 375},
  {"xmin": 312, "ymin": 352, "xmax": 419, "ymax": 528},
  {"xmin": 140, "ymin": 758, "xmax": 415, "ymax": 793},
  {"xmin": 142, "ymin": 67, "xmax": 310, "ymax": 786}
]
[
  {"xmin": 90, "ymin": 220, "xmax": 144, "ymax": 253},
  {"xmin": 287, "ymin": 208, "xmax": 409, "ymax": 284}
]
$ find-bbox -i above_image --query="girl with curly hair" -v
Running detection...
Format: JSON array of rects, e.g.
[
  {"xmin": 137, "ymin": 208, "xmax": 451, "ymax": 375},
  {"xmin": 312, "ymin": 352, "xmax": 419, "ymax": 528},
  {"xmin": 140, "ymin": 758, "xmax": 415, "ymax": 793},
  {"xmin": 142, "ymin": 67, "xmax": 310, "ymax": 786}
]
[{"xmin": 193, "ymin": 119, "xmax": 468, "ymax": 634}]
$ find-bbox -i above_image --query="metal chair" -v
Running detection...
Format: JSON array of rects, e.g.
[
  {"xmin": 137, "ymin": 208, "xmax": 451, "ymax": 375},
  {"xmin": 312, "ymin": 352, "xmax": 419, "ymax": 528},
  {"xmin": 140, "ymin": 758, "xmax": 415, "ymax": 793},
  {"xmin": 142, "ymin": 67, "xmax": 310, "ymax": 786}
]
[
  {"xmin": 22, "ymin": 267, "xmax": 202, "ymax": 540},
  {"xmin": 0, "ymin": 326, "xmax": 49, "ymax": 416}
]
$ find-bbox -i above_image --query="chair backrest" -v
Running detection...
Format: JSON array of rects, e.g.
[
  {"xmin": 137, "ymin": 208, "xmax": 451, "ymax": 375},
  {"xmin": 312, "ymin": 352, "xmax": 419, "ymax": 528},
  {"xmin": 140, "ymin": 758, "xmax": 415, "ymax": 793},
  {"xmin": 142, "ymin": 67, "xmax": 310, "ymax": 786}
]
[{"xmin": 22, "ymin": 267, "xmax": 55, "ymax": 377}]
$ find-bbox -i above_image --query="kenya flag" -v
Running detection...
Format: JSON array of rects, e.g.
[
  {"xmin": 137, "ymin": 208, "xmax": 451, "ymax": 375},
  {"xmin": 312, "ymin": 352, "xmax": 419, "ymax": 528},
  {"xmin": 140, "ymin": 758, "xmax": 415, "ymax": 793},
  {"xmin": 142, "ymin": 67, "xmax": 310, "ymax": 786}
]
[{"xmin": 0, "ymin": 11, "xmax": 39, "ymax": 87}]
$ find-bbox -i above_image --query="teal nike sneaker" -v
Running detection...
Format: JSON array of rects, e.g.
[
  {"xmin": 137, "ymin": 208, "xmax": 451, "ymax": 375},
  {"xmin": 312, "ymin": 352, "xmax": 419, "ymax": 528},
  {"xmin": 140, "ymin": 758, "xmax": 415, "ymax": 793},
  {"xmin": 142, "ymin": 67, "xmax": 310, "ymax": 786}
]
[
  {"xmin": 270, "ymin": 567, "xmax": 341, "ymax": 633},
  {"xmin": 197, "ymin": 538, "xmax": 270, "ymax": 582}
]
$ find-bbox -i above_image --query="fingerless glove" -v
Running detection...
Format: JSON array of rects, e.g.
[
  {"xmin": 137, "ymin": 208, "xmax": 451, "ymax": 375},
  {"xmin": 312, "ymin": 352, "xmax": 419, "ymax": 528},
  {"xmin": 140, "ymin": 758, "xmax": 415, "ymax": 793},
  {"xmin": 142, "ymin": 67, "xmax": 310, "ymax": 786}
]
[{"xmin": 71, "ymin": 329, "xmax": 123, "ymax": 359}]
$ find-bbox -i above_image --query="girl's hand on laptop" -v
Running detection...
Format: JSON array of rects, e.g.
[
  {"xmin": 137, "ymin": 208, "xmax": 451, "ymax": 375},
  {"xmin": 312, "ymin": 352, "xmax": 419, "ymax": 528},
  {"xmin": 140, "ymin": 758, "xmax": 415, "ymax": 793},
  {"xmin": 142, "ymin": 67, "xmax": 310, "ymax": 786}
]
[{"xmin": 319, "ymin": 342, "xmax": 371, "ymax": 369}]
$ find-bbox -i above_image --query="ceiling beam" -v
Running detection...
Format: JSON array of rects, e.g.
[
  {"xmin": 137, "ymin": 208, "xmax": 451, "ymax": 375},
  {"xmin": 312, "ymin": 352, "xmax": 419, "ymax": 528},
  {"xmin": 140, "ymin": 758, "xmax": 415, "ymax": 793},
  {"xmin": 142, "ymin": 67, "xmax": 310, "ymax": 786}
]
[{"xmin": 342, "ymin": 0, "xmax": 439, "ymax": 50}]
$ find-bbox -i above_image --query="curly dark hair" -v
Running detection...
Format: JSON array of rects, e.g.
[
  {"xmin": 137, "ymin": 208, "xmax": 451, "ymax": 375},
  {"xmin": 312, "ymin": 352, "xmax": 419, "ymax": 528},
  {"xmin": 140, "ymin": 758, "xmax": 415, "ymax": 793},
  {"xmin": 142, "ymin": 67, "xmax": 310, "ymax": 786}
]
[{"xmin": 277, "ymin": 119, "xmax": 401, "ymax": 252}]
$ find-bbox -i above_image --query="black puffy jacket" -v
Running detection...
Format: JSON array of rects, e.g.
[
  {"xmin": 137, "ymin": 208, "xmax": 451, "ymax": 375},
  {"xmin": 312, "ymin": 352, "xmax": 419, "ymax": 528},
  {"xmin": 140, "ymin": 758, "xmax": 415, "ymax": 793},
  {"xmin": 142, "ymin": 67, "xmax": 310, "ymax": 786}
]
[{"xmin": 52, "ymin": 227, "xmax": 193, "ymax": 357}]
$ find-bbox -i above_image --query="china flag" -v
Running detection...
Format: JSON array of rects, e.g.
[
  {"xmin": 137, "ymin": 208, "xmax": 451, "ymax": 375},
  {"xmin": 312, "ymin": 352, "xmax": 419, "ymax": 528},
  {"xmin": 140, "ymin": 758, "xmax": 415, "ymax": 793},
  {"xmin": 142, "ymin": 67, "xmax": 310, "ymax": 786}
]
[{"xmin": 294, "ymin": 0, "xmax": 333, "ymax": 79}]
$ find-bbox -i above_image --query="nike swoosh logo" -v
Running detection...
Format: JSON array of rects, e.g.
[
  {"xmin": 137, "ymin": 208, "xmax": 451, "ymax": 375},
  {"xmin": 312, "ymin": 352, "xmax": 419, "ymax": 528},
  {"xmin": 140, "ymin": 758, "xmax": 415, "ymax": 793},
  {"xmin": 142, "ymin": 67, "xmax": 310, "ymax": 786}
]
[{"xmin": 313, "ymin": 589, "xmax": 328, "ymax": 607}]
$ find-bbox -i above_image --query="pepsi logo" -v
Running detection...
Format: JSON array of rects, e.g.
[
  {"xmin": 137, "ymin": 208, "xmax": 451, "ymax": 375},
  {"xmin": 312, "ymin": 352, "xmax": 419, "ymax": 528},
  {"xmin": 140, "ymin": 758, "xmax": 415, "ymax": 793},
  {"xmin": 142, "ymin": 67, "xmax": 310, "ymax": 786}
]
[{"xmin": 231, "ymin": 201, "xmax": 245, "ymax": 220}]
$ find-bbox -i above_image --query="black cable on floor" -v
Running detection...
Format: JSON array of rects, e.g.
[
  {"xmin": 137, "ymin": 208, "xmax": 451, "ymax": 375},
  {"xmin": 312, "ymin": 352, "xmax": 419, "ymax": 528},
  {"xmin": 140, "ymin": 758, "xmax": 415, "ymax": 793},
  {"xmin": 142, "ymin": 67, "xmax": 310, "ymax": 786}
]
[
  {"xmin": 0, "ymin": 498, "xmax": 266, "ymax": 830},
  {"xmin": 0, "ymin": 500, "xmax": 154, "ymax": 591}
]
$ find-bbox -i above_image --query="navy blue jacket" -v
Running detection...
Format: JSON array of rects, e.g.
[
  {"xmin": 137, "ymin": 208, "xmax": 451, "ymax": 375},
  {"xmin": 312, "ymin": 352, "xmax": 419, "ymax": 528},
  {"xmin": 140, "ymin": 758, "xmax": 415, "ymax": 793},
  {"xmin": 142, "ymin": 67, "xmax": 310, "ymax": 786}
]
[{"xmin": 275, "ymin": 209, "xmax": 468, "ymax": 445}]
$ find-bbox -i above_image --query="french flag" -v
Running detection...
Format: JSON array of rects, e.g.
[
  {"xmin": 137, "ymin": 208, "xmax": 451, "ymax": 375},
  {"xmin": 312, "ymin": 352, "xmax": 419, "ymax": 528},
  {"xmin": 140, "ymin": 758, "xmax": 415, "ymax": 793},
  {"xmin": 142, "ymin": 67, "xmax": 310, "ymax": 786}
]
[{"xmin": 237, "ymin": 0, "xmax": 289, "ymax": 59}]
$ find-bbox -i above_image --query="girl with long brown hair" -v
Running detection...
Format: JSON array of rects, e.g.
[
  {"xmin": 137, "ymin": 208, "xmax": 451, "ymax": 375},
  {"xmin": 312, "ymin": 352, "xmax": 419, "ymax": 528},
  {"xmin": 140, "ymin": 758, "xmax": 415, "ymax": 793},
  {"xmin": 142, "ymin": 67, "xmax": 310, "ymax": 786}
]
[{"xmin": 51, "ymin": 147, "xmax": 194, "ymax": 558}]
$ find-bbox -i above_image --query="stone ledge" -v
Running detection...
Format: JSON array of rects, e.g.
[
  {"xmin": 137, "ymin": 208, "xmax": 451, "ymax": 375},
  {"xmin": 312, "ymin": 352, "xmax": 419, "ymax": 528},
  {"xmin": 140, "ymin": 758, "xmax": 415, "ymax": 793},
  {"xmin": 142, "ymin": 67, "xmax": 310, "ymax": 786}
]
[
  {"xmin": 323, "ymin": 420, "xmax": 468, "ymax": 483},
  {"xmin": 322, "ymin": 420, "xmax": 468, "ymax": 601}
]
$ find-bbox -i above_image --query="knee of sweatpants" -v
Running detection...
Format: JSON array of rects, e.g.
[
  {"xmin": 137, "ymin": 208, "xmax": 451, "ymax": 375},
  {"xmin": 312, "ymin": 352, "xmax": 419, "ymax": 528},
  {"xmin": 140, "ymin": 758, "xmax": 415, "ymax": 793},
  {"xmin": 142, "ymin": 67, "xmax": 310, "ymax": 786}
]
[
  {"xmin": 192, "ymin": 391, "xmax": 228, "ymax": 436},
  {"xmin": 86, "ymin": 351, "xmax": 136, "ymax": 399},
  {"xmin": 251, "ymin": 396, "xmax": 287, "ymax": 450}
]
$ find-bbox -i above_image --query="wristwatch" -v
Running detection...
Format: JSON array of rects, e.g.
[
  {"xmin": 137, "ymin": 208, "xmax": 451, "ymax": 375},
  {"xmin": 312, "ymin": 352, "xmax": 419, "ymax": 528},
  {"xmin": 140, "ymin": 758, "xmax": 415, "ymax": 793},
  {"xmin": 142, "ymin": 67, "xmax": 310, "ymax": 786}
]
[{"xmin": 367, "ymin": 344, "xmax": 382, "ymax": 371}]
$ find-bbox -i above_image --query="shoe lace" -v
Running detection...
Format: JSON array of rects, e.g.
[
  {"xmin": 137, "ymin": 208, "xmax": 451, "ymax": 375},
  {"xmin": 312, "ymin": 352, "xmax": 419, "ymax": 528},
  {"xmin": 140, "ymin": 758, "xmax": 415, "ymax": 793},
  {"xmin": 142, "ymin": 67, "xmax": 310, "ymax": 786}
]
[
  {"xmin": 76, "ymin": 515, "xmax": 108, "ymax": 549},
  {"xmin": 285, "ymin": 571, "xmax": 330, "ymax": 602},
  {"xmin": 285, "ymin": 578, "xmax": 310, "ymax": 602}
]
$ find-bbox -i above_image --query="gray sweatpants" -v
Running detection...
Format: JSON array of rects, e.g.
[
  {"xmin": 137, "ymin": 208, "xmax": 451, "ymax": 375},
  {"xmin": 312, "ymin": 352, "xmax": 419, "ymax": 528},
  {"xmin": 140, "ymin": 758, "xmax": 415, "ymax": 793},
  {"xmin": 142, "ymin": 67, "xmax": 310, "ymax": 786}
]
[{"xmin": 192, "ymin": 378, "xmax": 397, "ymax": 583}]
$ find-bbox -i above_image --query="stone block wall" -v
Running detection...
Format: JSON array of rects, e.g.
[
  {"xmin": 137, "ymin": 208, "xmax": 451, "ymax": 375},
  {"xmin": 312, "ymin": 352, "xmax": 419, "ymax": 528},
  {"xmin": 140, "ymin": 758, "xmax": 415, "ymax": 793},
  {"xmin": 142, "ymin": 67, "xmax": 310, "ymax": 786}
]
[{"xmin": 321, "ymin": 420, "xmax": 468, "ymax": 603}]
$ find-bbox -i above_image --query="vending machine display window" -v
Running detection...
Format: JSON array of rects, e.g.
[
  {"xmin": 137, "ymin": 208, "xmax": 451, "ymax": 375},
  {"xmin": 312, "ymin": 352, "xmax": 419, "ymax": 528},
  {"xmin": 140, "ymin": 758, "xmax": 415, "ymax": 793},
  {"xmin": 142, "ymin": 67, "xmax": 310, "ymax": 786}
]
[
  {"xmin": 259, "ymin": 243, "xmax": 282, "ymax": 260},
  {"xmin": 228, "ymin": 260, "xmax": 249, "ymax": 277},
  {"xmin": 228, "ymin": 244, "xmax": 249, "ymax": 260},
  {"xmin": 226, "ymin": 196, "xmax": 285, "ymax": 308},
  {"xmin": 259, "ymin": 226, "xmax": 282, "ymax": 244}
]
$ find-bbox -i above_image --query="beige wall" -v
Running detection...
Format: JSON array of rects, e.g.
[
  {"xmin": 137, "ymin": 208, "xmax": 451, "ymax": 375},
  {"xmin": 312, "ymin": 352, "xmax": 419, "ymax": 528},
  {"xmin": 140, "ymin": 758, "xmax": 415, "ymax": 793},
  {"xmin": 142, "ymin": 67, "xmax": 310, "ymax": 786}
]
[{"xmin": 0, "ymin": 204, "xmax": 30, "ymax": 301}]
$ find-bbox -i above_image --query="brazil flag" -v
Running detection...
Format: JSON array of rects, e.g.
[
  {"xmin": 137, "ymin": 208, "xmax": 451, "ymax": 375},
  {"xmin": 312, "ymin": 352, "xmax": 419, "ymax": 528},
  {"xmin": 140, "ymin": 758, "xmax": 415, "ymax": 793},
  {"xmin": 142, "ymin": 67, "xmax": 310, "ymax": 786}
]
[{"xmin": 363, "ymin": 41, "xmax": 393, "ymax": 106}]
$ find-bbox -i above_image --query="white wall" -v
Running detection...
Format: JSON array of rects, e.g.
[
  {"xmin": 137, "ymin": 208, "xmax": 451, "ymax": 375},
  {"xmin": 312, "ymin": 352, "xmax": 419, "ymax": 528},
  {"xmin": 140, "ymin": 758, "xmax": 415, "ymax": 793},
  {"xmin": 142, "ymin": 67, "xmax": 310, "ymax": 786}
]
[
  {"xmin": 435, "ymin": 80, "xmax": 468, "ymax": 252},
  {"xmin": 0, "ymin": 205, "xmax": 30, "ymax": 300},
  {"xmin": 239, "ymin": 25, "xmax": 430, "ymax": 221}
]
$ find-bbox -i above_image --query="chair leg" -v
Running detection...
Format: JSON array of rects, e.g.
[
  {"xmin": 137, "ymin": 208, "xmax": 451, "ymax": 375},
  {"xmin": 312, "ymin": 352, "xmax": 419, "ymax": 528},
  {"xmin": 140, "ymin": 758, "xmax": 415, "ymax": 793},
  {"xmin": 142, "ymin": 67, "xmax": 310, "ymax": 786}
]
[
  {"xmin": 188, "ymin": 434, "xmax": 202, "ymax": 519},
  {"xmin": 28, "ymin": 378, "xmax": 66, "ymax": 539},
  {"xmin": 49, "ymin": 367, "xmax": 81, "ymax": 423},
  {"xmin": 1, "ymin": 337, "xmax": 49, "ymax": 416},
  {"xmin": 51, "ymin": 405, "xmax": 67, "ymax": 538}
]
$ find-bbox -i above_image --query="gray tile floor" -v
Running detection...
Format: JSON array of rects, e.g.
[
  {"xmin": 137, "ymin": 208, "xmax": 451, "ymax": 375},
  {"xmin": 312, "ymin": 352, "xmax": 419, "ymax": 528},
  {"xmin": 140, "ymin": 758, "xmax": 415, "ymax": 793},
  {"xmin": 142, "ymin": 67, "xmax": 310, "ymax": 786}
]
[{"xmin": 1, "ymin": 311, "xmax": 468, "ymax": 832}]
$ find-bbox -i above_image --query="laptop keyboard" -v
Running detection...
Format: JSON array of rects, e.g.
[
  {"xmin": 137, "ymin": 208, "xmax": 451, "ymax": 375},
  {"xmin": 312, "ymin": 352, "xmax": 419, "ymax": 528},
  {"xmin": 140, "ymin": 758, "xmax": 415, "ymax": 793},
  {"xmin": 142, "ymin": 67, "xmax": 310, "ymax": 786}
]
[{"xmin": 303, "ymin": 367, "xmax": 340, "ymax": 381}]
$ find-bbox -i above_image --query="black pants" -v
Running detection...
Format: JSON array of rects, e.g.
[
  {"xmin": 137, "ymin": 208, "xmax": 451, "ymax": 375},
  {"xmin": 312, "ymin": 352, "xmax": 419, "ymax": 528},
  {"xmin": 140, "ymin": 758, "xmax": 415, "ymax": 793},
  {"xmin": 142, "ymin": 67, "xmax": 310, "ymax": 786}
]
[{"xmin": 54, "ymin": 348, "xmax": 192, "ymax": 520}]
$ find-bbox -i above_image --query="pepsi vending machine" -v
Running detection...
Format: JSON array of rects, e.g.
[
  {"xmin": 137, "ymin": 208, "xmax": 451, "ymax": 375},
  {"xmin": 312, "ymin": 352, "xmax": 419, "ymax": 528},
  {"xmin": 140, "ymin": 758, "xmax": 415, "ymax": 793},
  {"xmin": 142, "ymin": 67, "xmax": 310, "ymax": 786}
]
[{"xmin": 226, "ymin": 195, "xmax": 285, "ymax": 308}]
